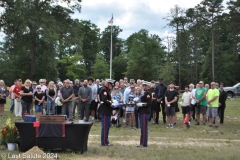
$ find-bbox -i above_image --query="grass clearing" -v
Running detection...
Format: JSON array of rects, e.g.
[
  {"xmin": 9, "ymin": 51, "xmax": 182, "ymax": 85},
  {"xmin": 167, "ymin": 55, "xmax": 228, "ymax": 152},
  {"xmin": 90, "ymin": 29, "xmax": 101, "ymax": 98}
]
[{"xmin": 0, "ymin": 98, "xmax": 239, "ymax": 160}]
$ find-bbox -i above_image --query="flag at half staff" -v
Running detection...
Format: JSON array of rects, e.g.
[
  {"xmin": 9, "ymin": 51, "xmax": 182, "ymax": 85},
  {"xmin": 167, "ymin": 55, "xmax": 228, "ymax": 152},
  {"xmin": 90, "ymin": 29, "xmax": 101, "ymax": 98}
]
[{"xmin": 108, "ymin": 15, "xmax": 113, "ymax": 24}]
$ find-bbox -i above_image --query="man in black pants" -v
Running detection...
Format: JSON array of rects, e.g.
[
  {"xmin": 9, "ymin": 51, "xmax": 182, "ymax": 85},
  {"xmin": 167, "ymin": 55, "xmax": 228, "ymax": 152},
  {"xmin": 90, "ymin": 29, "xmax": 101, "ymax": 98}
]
[{"xmin": 155, "ymin": 78, "xmax": 167, "ymax": 124}]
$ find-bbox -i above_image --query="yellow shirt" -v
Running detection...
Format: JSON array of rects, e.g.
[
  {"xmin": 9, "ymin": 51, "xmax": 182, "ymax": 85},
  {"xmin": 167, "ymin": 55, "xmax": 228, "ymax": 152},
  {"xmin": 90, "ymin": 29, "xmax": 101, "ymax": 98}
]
[{"xmin": 206, "ymin": 88, "xmax": 219, "ymax": 107}]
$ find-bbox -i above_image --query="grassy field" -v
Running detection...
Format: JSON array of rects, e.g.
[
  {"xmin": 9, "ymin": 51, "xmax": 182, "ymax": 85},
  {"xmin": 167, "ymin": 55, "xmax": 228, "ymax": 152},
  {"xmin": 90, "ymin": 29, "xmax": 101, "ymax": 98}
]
[{"xmin": 0, "ymin": 98, "xmax": 240, "ymax": 160}]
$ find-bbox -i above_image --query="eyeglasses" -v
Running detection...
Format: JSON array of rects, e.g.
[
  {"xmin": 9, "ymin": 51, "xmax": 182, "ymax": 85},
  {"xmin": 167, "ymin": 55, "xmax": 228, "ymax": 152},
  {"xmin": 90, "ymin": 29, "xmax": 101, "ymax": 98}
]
[
  {"xmin": 37, "ymin": 88, "xmax": 41, "ymax": 89},
  {"xmin": 40, "ymin": 82, "xmax": 44, "ymax": 83}
]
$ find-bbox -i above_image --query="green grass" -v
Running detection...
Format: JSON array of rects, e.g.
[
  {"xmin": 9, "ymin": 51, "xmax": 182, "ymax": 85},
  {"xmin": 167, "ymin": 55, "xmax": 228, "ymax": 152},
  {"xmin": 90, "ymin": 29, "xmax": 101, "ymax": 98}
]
[{"xmin": 0, "ymin": 98, "xmax": 240, "ymax": 160}]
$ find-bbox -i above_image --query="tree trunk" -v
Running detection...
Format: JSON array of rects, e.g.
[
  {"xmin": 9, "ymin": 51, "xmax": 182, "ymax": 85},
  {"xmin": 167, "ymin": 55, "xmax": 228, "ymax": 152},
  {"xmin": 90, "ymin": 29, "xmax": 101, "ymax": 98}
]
[
  {"xmin": 29, "ymin": 34, "xmax": 37, "ymax": 80},
  {"xmin": 211, "ymin": 17, "xmax": 215, "ymax": 81},
  {"xmin": 194, "ymin": 36, "xmax": 198, "ymax": 84}
]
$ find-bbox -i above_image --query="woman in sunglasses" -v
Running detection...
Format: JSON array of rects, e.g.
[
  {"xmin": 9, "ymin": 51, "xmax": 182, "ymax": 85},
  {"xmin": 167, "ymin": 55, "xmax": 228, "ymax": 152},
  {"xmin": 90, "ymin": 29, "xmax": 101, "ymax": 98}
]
[{"xmin": 34, "ymin": 85, "xmax": 45, "ymax": 120}]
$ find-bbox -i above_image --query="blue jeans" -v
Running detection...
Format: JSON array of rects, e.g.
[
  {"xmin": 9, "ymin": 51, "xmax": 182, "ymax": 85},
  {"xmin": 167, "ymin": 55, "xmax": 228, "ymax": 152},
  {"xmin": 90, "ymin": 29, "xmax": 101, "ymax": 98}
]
[
  {"xmin": 139, "ymin": 113, "xmax": 150, "ymax": 147},
  {"xmin": 46, "ymin": 97, "xmax": 55, "ymax": 115},
  {"xmin": 62, "ymin": 102, "xmax": 73, "ymax": 120},
  {"xmin": 10, "ymin": 99, "xmax": 15, "ymax": 112},
  {"xmin": 35, "ymin": 105, "xmax": 43, "ymax": 112},
  {"xmin": 99, "ymin": 114, "xmax": 111, "ymax": 146}
]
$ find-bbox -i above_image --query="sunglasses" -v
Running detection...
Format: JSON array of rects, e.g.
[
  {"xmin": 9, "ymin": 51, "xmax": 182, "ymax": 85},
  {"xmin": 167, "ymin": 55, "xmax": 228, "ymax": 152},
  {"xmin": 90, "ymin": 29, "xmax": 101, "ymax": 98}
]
[{"xmin": 37, "ymin": 88, "xmax": 41, "ymax": 89}]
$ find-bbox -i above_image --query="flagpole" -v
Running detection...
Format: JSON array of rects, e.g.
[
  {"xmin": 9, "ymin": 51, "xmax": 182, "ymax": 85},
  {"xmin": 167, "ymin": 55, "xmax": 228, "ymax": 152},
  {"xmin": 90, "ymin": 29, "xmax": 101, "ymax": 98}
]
[{"xmin": 110, "ymin": 19, "xmax": 113, "ymax": 79}]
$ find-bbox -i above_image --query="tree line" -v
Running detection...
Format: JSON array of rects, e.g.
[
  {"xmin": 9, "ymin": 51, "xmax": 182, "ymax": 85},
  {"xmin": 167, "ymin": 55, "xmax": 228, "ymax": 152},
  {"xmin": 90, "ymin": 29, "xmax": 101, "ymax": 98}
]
[{"xmin": 0, "ymin": 0, "xmax": 239, "ymax": 88}]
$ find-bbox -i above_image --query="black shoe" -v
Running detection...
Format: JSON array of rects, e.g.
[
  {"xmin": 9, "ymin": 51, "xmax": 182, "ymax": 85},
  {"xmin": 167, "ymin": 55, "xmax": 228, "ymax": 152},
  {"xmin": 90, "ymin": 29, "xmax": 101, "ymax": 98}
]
[
  {"xmin": 214, "ymin": 126, "xmax": 218, "ymax": 129},
  {"xmin": 102, "ymin": 143, "xmax": 113, "ymax": 146},
  {"xmin": 203, "ymin": 123, "xmax": 206, "ymax": 125},
  {"xmin": 195, "ymin": 122, "xmax": 200, "ymax": 125},
  {"xmin": 209, "ymin": 125, "xmax": 212, "ymax": 127}
]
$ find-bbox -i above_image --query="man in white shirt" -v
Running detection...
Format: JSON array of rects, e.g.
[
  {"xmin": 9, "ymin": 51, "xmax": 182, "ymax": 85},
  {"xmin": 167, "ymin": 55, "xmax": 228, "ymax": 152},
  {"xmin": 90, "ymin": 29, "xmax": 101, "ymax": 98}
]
[
  {"xmin": 39, "ymin": 79, "xmax": 47, "ymax": 92},
  {"xmin": 190, "ymin": 84, "xmax": 199, "ymax": 121},
  {"xmin": 182, "ymin": 85, "xmax": 192, "ymax": 120},
  {"xmin": 123, "ymin": 83, "xmax": 132, "ymax": 125}
]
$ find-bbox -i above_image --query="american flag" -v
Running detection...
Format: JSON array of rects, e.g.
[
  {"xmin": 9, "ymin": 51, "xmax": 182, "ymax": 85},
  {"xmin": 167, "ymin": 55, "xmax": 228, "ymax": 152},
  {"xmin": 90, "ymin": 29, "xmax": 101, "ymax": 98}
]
[{"xmin": 108, "ymin": 15, "xmax": 113, "ymax": 24}]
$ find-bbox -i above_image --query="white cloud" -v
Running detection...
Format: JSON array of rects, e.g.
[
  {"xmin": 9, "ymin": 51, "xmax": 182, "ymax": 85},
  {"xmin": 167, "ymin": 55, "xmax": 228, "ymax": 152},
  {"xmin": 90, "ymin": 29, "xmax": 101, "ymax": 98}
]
[{"xmin": 77, "ymin": 0, "xmax": 229, "ymax": 40}]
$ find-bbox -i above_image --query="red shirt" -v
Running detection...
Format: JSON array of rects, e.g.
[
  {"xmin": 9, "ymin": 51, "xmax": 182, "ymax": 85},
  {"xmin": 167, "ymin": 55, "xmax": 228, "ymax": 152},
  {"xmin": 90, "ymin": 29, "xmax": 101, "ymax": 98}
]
[{"xmin": 13, "ymin": 85, "xmax": 22, "ymax": 99}]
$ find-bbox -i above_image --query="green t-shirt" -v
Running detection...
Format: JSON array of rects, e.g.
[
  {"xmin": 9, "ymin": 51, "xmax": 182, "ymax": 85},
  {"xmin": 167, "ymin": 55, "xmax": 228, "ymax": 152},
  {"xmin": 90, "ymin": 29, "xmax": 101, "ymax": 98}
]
[
  {"xmin": 196, "ymin": 87, "xmax": 207, "ymax": 106},
  {"xmin": 206, "ymin": 88, "xmax": 220, "ymax": 107}
]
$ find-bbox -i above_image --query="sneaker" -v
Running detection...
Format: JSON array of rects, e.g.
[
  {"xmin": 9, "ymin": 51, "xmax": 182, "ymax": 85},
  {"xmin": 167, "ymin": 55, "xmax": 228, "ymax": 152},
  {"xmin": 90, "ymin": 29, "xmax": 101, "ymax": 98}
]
[
  {"xmin": 123, "ymin": 119, "xmax": 126, "ymax": 123},
  {"xmin": 209, "ymin": 125, "xmax": 212, "ymax": 127},
  {"xmin": 203, "ymin": 123, "xmax": 206, "ymax": 125},
  {"xmin": 166, "ymin": 124, "xmax": 171, "ymax": 128},
  {"xmin": 170, "ymin": 124, "xmax": 174, "ymax": 128},
  {"xmin": 195, "ymin": 122, "xmax": 200, "ymax": 125},
  {"xmin": 214, "ymin": 126, "xmax": 218, "ymax": 129}
]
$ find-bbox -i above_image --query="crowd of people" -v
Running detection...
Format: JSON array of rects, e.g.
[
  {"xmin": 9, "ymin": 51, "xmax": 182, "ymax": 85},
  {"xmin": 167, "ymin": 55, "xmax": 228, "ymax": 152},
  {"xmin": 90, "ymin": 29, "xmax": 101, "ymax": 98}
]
[{"xmin": 0, "ymin": 77, "xmax": 228, "ymax": 147}]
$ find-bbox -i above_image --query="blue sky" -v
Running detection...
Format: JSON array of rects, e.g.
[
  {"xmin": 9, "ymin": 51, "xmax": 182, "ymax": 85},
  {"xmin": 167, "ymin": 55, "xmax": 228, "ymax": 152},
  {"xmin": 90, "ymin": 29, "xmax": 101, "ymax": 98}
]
[
  {"xmin": 72, "ymin": 0, "xmax": 228, "ymax": 43},
  {"xmin": 0, "ymin": 0, "xmax": 228, "ymax": 45}
]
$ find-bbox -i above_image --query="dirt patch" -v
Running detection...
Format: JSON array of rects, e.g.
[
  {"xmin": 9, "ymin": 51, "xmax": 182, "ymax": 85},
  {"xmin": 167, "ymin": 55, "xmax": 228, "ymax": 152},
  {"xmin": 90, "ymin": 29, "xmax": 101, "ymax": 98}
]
[{"xmin": 19, "ymin": 146, "xmax": 55, "ymax": 160}]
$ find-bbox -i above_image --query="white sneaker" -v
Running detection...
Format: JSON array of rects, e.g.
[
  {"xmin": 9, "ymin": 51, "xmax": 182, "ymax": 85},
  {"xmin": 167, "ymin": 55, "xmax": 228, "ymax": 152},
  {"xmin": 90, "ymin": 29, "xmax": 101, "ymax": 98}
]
[
  {"xmin": 170, "ymin": 124, "xmax": 174, "ymax": 128},
  {"xmin": 166, "ymin": 124, "xmax": 170, "ymax": 128},
  {"xmin": 123, "ymin": 119, "xmax": 126, "ymax": 123}
]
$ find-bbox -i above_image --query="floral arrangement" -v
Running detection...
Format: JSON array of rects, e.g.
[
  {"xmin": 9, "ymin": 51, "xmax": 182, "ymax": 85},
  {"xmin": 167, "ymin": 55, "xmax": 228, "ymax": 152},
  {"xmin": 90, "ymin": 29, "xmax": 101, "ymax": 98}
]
[{"xmin": 0, "ymin": 118, "xmax": 19, "ymax": 144}]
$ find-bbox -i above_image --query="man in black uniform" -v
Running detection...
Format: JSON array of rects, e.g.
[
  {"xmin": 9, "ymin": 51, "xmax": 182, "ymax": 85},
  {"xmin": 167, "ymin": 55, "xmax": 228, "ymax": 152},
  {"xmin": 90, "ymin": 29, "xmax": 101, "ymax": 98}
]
[
  {"xmin": 137, "ymin": 81, "xmax": 152, "ymax": 147},
  {"xmin": 218, "ymin": 83, "xmax": 227, "ymax": 124},
  {"xmin": 98, "ymin": 79, "xmax": 114, "ymax": 146},
  {"xmin": 155, "ymin": 78, "xmax": 167, "ymax": 124}
]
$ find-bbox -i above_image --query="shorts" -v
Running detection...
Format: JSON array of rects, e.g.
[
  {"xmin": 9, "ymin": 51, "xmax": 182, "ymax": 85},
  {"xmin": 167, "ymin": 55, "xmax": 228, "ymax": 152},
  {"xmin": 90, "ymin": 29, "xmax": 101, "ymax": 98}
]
[
  {"xmin": 165, "ymin": 106, "xmax": 175, "ymax": 116},
  {"xmin": 195, "ymin": 105, "xmax": 207, "ymax": 115},
  {"xmin": 190, "ymin": 104, "xmax": 196, "ymax": 111},
  {"xmin": 126, "ymin": 106, "xmax": 134, "ymax": 113},
  {"xmin": 90, "ymin": 100, "xmax": 97, "ymax": 110},
  {"xmin": 35, "ymin": 105, "xmax": 43, "ymax": 112},
  {"xmin": 207, "ymin": 107, "xmax": 218, "ymax": 117},
  {"xmin": 0, "ymin": 99, "xmax": 6, "ymax": 104},
  {"xmin": 182, "ymin": 106, "xmax": 190, "ymax": 114}
]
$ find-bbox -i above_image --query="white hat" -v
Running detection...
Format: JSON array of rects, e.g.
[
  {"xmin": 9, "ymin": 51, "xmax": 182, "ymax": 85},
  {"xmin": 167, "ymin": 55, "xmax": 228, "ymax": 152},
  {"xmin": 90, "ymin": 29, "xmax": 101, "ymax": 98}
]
[
  {"xmin": 142, "ymin": 81, "xmax": 151, "ymax": 86},
  {"xmin": 105, "ymin": 79, "xmax": 115, "ymax": 84}
]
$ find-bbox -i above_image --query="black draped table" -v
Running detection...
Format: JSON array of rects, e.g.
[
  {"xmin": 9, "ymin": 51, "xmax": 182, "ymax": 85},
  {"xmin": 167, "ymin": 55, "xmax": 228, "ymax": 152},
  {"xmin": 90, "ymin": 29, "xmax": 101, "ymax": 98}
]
[{"xmin": 15, "ymin": 121, "xmax": 93, "ymax": 153}]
